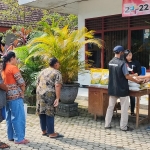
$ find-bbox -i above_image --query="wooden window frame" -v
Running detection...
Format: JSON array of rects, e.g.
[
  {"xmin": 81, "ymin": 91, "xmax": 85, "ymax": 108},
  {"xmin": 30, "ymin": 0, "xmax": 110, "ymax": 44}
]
[{"xmin": 85, "ymin": 14, "xmax": 150, "ymax": 71}]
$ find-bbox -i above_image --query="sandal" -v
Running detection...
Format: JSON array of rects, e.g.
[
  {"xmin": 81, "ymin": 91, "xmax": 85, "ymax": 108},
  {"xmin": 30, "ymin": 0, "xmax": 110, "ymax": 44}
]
[
  {"xmin": 15, "ymin": 139, "xmax": 29, "ymax": 144},
  {"xmin": 49, "ymin": 133, "xmax": 64, "ymax": 138},
  {"xmin": 0, "ymin": 142, "xmax": 10, "ymax": 149}
]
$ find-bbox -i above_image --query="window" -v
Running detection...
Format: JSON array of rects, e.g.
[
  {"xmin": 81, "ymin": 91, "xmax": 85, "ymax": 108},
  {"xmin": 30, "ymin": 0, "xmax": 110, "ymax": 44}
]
[
  {"xmin": 85, "ymin": 14, "xmax": 150, "ymax": 70},
  {"xmin": 104, "ymin": 30, "xmax": 128, "ymax": 68},
  {"xmin": 87, "ymin": 34, "xmax": 101, "ymax": 68},
  {"xmin": 131, "ymin": 29, "xmax": 150, "ymax": 69}
]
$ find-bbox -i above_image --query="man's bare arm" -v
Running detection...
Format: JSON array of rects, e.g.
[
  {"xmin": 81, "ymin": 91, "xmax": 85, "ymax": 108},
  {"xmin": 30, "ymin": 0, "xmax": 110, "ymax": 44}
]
[
  {"xmin": 53, "ymin": 83, "xmax": 62, "ymax": 107},
  {"xmin": 55, "ymin": 83, "xmax": 62, "ymax": 100},
  {"xmin": 125, "ymin": 74, "xmax": 143, "ymax": 84},
  {"xmin": 137, "ymin": 75, "xmax": 150, "ymax": 80}
]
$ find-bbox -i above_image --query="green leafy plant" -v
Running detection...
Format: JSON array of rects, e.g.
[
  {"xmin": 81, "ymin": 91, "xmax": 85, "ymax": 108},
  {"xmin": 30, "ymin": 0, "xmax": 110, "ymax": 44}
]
[
  {"xmin": 15, "ymin": 45, "xmax": 44, "ymax": 105},
  {"xmin": 26, "ymin": 22, "xmax": 102, "ymax": 84},
  {"xmin": 39, "ymin": 12, "xmax": 78, "ymax": 30}
]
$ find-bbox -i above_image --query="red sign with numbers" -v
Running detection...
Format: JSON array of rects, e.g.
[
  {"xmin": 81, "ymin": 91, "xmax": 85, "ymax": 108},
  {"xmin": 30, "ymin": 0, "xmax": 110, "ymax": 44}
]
[{"xmin": 122, "ymin": 0, "xmax": 150, "ymax": 17}]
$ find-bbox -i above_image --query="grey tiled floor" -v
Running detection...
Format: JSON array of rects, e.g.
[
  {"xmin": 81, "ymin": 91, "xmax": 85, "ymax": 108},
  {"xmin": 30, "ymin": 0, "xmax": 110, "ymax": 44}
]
[{"xmin": 0, "ymin": 100, "xmax": 150, "ymax": 150}]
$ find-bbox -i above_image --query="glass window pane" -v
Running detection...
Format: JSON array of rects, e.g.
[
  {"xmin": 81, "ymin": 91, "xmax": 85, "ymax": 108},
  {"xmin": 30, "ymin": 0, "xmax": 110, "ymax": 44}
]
[
  {"xmin": 87, "ymin": 34, "xmax": 101, "ymax": 68},
  {"xmin": 131, "ymin": 29, "xmax": 150, "ymax": 69},
  {"xmin": 104, "ymin": 30, "xmax": 128, "ymax": 68}
]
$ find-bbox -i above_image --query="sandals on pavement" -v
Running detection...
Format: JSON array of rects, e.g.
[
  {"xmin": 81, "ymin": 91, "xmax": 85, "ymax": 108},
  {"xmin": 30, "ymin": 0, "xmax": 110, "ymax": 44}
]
[
  {"xmin": 0, "ymin": 142, "xmax": 10, "ymax": 149},
  {"xmin": 15, "ymin": 139, "xmax": 30, "ymax": 144},
  {"xmin": 49, "ymin": 133, "xmax": 64, "ymax": 138}
]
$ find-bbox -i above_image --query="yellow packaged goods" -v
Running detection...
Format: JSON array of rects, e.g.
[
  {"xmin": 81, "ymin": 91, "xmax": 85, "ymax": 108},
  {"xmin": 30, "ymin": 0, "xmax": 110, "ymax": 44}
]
[
  {"xmin": 90, "ymin": 68, "xmax": 102, "ymax": 84},
  {"xmin": 140, "ymin": 82, "xmax": 150, "ymax": 89},
  {"xmin": 100, "ymin": 69, "xmax": 109, "ymax": 85}
]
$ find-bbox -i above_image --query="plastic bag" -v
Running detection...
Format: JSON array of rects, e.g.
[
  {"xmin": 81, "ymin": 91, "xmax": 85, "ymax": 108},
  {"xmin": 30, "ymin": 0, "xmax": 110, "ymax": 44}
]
[
  {"xmin": 129, "ymin": 87, "xmax": 140, "ymax": 91},
  {"xmin": 90, "ymin": 68, "xmax": 102, "ymax": 84},
  {"xmin": 24, "ymin": 103, "xmax": 27, "ymax": 119},
  {"xmin": 100, "ymin": 69, "xmax": 109, "ymax": 85},
  {"xmin": 128, "ymin": 81, "xmax": 140, "ymax": 88}
]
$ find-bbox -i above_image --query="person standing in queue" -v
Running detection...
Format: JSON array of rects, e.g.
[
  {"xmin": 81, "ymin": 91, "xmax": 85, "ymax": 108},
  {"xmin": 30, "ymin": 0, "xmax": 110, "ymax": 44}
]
[
  {"xmin": 124, "ymin": 49, "xmax": 141, "ymax": 116},
  {"xmin": 0, "ymin": 62, "xmax": 10, "ymax": 148},
  {"xmin": 36, "ymin": 57, "xmax": 64, "ymax": 138},
  {"xmin": 1, "ymin": 51, "xmax": 29, "ymax": 144},
  {"xmin": 105, "ymin": 45, "xmax": 143, "ymax": 131}
]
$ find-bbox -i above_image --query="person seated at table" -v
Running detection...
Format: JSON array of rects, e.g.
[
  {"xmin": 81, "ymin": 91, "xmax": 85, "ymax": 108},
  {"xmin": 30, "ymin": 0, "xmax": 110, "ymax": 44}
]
[{"xmin": 124, "ymin": 49, "xmax": 141, "ymax": 116}]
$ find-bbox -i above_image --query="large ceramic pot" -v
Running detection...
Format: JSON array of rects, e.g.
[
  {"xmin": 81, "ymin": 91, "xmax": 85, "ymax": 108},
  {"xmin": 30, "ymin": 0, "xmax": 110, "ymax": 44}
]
[
  {"xmin": 57, "ymin": 83, "xmax": 79, "ymax": 117},
  {"xmin": 60, "ymin": 83, "xmax": 79, "ymax": 104}
]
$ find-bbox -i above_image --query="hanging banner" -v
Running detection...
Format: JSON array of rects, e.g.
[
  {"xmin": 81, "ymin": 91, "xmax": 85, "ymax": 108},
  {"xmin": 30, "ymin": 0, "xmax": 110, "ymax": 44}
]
[{"xmin": 122, "ymin": 0, "xmax": 150, "ymax": 17}]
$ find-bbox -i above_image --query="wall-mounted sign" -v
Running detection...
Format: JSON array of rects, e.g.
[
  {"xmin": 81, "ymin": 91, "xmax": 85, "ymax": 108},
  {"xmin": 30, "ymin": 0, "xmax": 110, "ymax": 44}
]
[{"xmin": 122, "ymin": 0, "xmax": 150, "ymax": 17}]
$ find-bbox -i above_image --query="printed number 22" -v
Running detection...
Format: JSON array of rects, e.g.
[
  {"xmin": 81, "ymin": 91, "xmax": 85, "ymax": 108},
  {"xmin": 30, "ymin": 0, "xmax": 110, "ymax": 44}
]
[{"xmin": 139, "ymin": 4, "xmax": 149, "ymax": 11}]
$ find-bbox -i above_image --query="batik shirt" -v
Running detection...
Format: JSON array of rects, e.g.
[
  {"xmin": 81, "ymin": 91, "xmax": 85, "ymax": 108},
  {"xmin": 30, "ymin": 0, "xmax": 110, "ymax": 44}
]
[
  {"xmin": 1, "ymin": 64, "xmax": 25, "ymax": 100},
  {"xmin": 36, "ymin": 67, "xmax": 62, "ymax": 116}
]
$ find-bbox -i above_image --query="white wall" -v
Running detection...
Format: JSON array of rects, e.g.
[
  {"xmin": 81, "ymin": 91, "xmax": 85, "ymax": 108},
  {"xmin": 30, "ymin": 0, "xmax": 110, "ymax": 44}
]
[
  {"xmin": 78, "ymin": 0, "xmax": 122, "ymax": 85},
  {"xmin": 18, "ymin": 0, "xmax": 35, "ymax": 5}
]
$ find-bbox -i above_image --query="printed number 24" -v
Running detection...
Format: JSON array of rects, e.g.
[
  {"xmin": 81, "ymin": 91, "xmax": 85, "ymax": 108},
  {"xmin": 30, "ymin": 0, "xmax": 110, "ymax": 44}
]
[{"xmin": 139, "ymin": 4, "xmax": 149, "ymax": 11}]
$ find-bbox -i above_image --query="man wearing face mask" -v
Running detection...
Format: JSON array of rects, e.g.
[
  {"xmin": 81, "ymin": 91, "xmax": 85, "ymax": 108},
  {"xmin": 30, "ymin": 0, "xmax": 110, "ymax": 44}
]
[{"xmin": 105, "ymin": 45, "xmax": 143, "ymax": 131}]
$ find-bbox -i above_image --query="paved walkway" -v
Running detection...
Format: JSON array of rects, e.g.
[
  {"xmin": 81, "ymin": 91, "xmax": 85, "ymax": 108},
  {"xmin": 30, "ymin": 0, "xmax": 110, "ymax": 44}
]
[{"xmin": 1, "ymin": 99, "xmax": 150, "ymax": 150}]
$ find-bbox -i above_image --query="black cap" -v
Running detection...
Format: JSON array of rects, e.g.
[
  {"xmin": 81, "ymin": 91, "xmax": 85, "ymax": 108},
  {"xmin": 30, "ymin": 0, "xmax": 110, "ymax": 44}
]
[{"xmin": 49, "ymin": 57, "xmax": 58, "ymax": 67}]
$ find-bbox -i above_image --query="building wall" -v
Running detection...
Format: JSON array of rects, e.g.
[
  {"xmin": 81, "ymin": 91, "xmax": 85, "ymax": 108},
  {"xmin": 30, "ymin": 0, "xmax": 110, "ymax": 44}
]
[
  {"xmin": 18, "ymin": 0, "xmax": 34, "ymax": 5},
  {"xmin": 78, "ymin": 0, "xmax": 122, "ymax": 85}
]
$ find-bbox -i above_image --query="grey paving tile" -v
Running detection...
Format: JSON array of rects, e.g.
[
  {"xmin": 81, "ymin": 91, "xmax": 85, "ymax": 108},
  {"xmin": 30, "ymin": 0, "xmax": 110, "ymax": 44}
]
[{"xmin": 0, "ymin": 105, "xmax": 150, "ymax": 150}]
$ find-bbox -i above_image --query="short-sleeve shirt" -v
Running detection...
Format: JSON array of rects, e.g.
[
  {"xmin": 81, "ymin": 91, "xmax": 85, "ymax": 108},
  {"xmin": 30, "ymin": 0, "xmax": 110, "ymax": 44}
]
[
  {"xmin": 36, "ymin": 67, "xmax": 62, "ymax": 116},
  {"xmin": 126, "ymin": 60, "xmax": 141, "ymax": 75},
  {"xmin": 1, "ymin": 64, "xmax": 25, "ymax": 100},
  {"xmin": 122, "ymin": 63, "xmax": 129, "ymax": 76},
  {"xmin": 36, "ymin": 67, "xmax": 62, "ymax": 95},
  {"xmin": 0, "ymin": 75, "xmax": 6, "ymax": 109}
]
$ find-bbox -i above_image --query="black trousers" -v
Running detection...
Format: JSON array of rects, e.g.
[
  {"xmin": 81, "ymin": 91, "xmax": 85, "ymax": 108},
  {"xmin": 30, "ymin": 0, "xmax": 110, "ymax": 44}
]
[{"xmin": 130, "ymin": 96, "xmax": 135, "ymax": 113}]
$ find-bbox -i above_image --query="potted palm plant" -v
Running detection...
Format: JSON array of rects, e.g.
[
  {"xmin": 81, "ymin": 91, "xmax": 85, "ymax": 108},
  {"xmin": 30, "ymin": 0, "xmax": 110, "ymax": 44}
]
[{"xmin": 26, "ymin": 22, "xmax": 102, "ymax": 116}]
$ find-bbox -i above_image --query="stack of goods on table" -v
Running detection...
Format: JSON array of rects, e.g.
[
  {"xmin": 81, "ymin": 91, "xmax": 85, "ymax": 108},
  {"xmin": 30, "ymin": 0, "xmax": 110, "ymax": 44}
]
[
  {"xmin": 129, "ymin": 77, "xmax": 150, "ymax": 91},
  {"xmin": 90, "ymin": 68, "xmax": 109, "ymax": 88},
  {"xmin": 140, "ymin": 82, "xmax": 150, "ymax": 89},
  {"xmin": 128, "ymin": 81, "xmax": 141, "ymax": 91}
]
